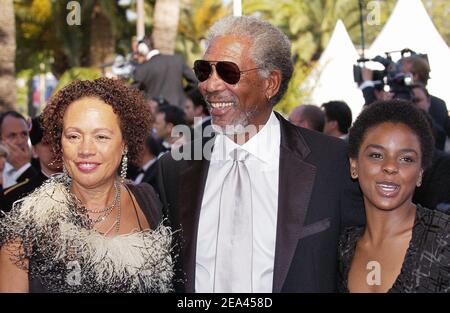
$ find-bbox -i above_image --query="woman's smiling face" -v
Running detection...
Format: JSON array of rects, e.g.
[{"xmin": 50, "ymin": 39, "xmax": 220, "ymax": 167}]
[
  {"xmin": 62, "ymin": 97, "xmax": 125, "ymax": 189},
  {"xmin": 350, "ymin": 122, "xmax": 423, "ymax": 212}
]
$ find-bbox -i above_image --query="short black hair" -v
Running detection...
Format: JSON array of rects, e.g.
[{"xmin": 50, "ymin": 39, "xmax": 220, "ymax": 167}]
[
  {"xmin": 348, "ymin": 100, "xmax": 434, "ymax": 169},
  {"xmin": 151, "ymin": 96, "xmax": 171, "ymax": 108},
  {"xmin": 30, "ymin": 116, "xmax": 44, "ymax": 146},
  {"xmin": 157, "ymin": 105, "xmax": 186, "ymax": 126},
  {"xmin": 321, "ymin": 101, "xmax": 352, "ymax": 134},
  {"xmin": 0, "ymin": 111, "xmax": 28, "ymax": 138},
  {"xmin": 187, "ymin": 88, "xmax": 210, "ymax": 116},
  {"xmin": 145, "ymin": 135, "xmax": 162, "ymax": 157}
]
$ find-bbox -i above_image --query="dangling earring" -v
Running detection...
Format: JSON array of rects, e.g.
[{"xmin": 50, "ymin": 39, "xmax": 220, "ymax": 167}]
[{"xmin": 120, "ymin": 149, "xmax": 128, "ymax": 184}]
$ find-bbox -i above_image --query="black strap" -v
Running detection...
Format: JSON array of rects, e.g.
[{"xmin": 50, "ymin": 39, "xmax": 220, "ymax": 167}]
[
  {"xmin": 124, "ymin": 184, "xmax": 144, "ymax": 231},
  {"xmin": 125, "ymin": 183, "xmax": 162, "ymax": 230}
]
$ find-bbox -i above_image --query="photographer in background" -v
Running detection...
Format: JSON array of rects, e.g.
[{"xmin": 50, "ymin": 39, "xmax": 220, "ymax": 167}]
[
  {"xmin": 411, "ymin": 84, "xmax": 446, "ymax": 150},
  {"xmin": 357, "ymin": 53, "xmax": 449, "ymax": 141},
  {"xmin": 399, "ymin": 56, "xmax": 450, "ymax": 138},
  {"xmin": 359, "ymin": 67, "xmax": 394, "ymax": 105},
  {"xmin": 132, "ymin": 36, "xmax": 198, "ymax": 108}
]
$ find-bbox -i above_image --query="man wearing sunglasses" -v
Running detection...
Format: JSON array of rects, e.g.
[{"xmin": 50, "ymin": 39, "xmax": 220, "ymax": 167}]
[{"xmin": 157, "ymin": 16, "xmax": 364, "ymax": 293}]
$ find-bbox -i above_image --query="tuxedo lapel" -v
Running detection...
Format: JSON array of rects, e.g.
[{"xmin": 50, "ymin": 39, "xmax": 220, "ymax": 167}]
[
  {"xmin": 272, "ymin": 113, "xmax": 317, "ymax": 292},
  {"xmin": 179, "ymin": 149, "xmax": 211, "ymax": 292}
]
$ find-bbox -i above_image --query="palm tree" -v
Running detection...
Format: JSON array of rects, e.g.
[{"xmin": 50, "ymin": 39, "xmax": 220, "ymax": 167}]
[
  {"xmin": 0, "ymin": 0, "xmax": 17, "ymax": 112},
  {"xmin": 152, "ymin": 0, "xmax": 180, "ymax": 54},
  {"xmin": 88, "ymin": 0, "xmax": 118, "ymax": 67}
]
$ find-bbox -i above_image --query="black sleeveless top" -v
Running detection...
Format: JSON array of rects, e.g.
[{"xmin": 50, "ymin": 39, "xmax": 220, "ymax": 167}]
[
  {"xmin": 338, "ymin": 205, "xmax": 450, "ymax": 293},
  {"xmin": 10, "ymin": 181, "xmax": 173, "ymax": 293},
  {"xmin": 125, "ymin": 182, "xmax": 163, "ymax": 230}
]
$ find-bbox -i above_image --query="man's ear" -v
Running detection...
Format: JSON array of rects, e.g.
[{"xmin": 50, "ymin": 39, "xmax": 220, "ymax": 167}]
[{"xmin": 265, "ymin": 70, "xmax": 282, "ymax": 101}]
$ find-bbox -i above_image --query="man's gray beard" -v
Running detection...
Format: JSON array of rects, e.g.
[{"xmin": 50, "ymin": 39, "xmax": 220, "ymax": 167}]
[{"xmin": 210, "ymin": 106, "xmax": 264, "ymax": 136}]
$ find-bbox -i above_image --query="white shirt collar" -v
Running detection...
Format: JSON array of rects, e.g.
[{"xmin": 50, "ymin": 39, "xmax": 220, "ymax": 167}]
[
  {"xmin": 212, "ymin": 112, "xmax": 280, "ymax": 164},
  {"xmin": 4, "ymin": 161, "xmax": 15, "ymax": 174},
  {"xmin": 194, "ymin": 116, "xmax": 211, "ymax": 128},
  {"xmin": 142, "ymin": 158, "xmax": 156, "ymax": 171}
]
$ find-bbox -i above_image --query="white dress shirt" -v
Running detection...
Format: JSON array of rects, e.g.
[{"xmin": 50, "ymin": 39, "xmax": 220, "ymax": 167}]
[
  {"xmin": 196, "ymin": 112, "xmax": 281, "ymax": 293},
  {"xmin": 2, "ymin": 161, "xmax": 32, "ymax": 189}
]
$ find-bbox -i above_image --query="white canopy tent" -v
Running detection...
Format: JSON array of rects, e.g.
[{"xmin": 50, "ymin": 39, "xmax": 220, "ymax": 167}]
[
  {"xmin": 368, "ymin": 0, "xmax": 450, "ymax": 108},
  {"xmin": 299, "ymin": 20, "xmax": 364, "ymax": 121}
]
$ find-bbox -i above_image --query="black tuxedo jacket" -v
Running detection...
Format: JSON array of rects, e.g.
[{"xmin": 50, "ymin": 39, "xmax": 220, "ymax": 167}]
[
  {"xmin": 429, "ymin": 95, "xmax": 450, "ymax": 138},
  {"xmin": 413, "ymin": 149, "xmax": 450, "ymax": 212},
  {"xmin": 1, "ymin": 171, "xmax": 47, "ymax": 212},
  {"xmin": 140, "ymin": 161, "xmax": 159, "ymax": 190},
  {"xmin": 0, "ymin": 165, "xmax": 38, "ymax": 213},
  {"xmin": 156, "ymin": 112, "xmax": 365, "ymax": 292},
  {"xmin": 132, "ymin": 54, "xmax": 198, "ymax": 107}
]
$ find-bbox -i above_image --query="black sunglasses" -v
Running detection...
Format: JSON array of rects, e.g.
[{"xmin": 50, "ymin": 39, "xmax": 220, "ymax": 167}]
[{"xmin": 193, "ymin": 60, "xmax": 260, "ymax": 85}]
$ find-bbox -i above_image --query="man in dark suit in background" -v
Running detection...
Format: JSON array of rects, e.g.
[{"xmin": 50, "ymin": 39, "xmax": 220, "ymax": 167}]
[
  {"xmin": 0, "ymin": 111, "xmax": 36, "ymax": 189},
  {"xmin": 184, "ymin": 88, "xmax": 213, "ymax": 145},
  {"xmin": 157, "ymin": 16, "xmax": 364, "ymax": 293},
  {"xmin": 399, "ymin": 56, "xmax": 450, "ymax": 138},
  {"xmin": 413, "ymin": 148, "xmax": 450, "ymax": 214},
  {"xmin": 132, "ymin": 37, "xmax": 198, "ymax": 108},
  {"xmin": 133, "ymin": 135, "xmax": 162, "ymax": 190},
  {"xmin": 1, "ymin": 116, "xmax": 61, "ymax": 212}
]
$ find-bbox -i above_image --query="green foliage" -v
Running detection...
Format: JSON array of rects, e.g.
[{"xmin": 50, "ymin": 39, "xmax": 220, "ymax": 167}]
[
  {"xmin": 14, "ymin": 0, "xmax": 132, "ymax": 74},
  {"xmin": 15, "ymin": 69, "xmax": 35, "ymax": 117},
  {"xmin": 275, "ymin": 61, "xmax": 312, "ymax": 115},
  {"xmin": 177, "ymin": 0, "xmax": 229, "ymax": 66},
  {"xmin": 53, "ymin": 67, "xmax": 102, "ymax": 94},
  {"xmin": 423, "ymin": 0, "xmax": 450, "ymax": 48}
]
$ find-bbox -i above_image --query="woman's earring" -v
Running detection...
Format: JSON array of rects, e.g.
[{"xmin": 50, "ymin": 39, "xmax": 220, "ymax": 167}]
[
  {"xmin": 416, "ymin": 178, "xmax": 422, "ymax": 187},
  {"xmin": 351, "ymin": 169, "xmax": 358, "ymax": 179},
  {"xmin": 120, "ymin": 150, "xmax": 128, "ymax": 184}
]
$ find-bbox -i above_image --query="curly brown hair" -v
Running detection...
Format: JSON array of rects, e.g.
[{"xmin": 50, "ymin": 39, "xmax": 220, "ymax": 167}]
[{"xmin": 41, "ymin": 77, "xmax": 152, "ymax": 165}]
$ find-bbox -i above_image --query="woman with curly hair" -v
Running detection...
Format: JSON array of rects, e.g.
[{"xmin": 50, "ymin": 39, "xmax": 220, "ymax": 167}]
[
  {"xmin": 0, "ymin": 78, "xmax": 174, "ymax": 293},
  {"xmin": 339, "ymin": 100, "xmax": 449, "ymax": 293}
]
